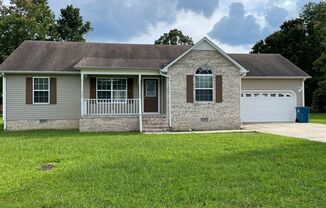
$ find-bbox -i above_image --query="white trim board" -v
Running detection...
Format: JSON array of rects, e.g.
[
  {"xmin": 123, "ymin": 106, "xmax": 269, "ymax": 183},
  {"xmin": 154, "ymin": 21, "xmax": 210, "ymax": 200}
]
[{"xmin": 242, "ymin": 76, "xmax": 311, "ymax": 79}]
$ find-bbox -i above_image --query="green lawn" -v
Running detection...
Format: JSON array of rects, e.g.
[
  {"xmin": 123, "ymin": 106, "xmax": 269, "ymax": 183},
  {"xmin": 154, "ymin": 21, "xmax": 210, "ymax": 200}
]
[
  {"xmin": 0, "ymin": 121, "xmax": 326, "ymax": 207},
  {"xmin": 310, "ymin": 113, "xmax": 326, "ymax": 124}
]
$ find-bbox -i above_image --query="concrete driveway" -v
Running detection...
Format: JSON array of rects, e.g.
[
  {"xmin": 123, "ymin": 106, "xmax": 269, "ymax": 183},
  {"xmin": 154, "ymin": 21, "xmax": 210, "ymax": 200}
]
[{"xmin": 242, "ymin": 123, "xmax": 326, "ymax": 143}]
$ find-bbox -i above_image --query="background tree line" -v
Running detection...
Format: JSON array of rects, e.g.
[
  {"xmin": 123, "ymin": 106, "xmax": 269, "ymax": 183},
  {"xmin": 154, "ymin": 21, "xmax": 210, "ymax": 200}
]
[
  {"xmin": 251, "ymin": 2, "xmax": 326, "ymax": 112},
  {"xmin": 0, "ymin": 0, "xmax": 92, "ymax": 104}
]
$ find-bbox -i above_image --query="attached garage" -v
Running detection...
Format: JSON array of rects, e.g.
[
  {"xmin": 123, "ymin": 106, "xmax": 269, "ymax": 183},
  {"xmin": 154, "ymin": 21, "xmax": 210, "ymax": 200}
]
[
  {"xmin": 240, "ymin": 91, "xmax": 296, "ymax": 122},
  {"xmin": 229, "ymin": 54, "xmax": 311, "ymax": 123}
]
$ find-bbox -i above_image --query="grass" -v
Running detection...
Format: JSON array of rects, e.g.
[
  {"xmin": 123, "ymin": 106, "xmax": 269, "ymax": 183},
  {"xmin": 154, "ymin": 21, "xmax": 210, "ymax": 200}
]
[
  {"xmin": 310, "ymin": 113, "xmax": 326, "ymax": 124},
  {"xmin": 0, "ymin": 119, "xmax": 326, "ymax": 207}
]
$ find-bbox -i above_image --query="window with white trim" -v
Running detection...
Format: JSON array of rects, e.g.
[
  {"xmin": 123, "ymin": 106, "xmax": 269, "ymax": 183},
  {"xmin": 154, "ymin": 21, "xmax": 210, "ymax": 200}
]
[
  {"xmin": 33, "ymin": 77, "xmax": 49, "ymax": 104},
  {"xmin": 195, "ymin": 66, "xmax": 213, "ymax": 102},
  {"xmin": 97, "ymin": 78, "xmax": 127, "ymax": 102}
]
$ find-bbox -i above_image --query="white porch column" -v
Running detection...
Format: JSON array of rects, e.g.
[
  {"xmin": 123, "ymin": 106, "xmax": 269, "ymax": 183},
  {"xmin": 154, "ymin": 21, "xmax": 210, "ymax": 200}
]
[
  {"xmin": 2, "ymin": 73, "xmax": 6, "ymax": 130},
  {"xmin": 168, "ymin": 76, "xmax": 172, "ymax": 128},
  {"xmin": 302, "ymin": 78, "xmax": 306, "ymax": 107},
  {"xmin": 138, "ymin": 74, "xmax": 143, "ymax": 132},
  {"xmin": 81, "ymin": 73, "xmax": 84, "ymax": 116},
  {"xmin": 160, "ymin": 73, "xmax": 172, "ymax": 128}
]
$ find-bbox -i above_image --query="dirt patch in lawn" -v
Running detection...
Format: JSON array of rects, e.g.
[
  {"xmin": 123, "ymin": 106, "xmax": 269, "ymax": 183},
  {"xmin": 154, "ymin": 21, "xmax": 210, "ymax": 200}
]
[{"xmin": 39, "ymin": 163, "xmax": 56, "ymax": 171}]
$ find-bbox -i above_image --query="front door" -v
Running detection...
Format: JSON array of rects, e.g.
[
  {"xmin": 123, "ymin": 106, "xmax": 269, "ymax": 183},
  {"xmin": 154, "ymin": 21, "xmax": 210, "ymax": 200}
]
[{"xmin": 144, "ymin": 79, "xmax": 158, "ymax": 113}]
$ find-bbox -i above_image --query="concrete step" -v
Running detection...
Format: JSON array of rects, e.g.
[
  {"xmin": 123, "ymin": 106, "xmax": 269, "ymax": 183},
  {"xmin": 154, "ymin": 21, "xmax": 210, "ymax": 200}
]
[
  {"xmin": 143, "ymin": 129, "xmax": 169, "ymax": 132},
  {"xmin": 143, "ymin": 118, "xmax": 167, "ymax": 121},
  {"xmin": 142, "ymin": 115, "xmax": 169, "ymax": 132},
  {"xmin": 143, "ymin": 121, "xmax": 167, "ymax": 125},
  {"xmin": 143, "ymin": 126, "xmax": 169, "ymax": 130}
]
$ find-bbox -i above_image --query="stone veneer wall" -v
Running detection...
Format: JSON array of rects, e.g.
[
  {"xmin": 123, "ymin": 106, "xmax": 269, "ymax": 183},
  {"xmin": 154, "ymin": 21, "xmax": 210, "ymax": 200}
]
[
  {"xmin": 79, "ymin": 116, "xmax": 139, "ymax": 132},
  {"xmin": 168, "ymin": 50, "xmax": 241, "ymax": 131},
  {"xmin": 6, "ymin": 120, "xmax": 79, "ymax": 131}
]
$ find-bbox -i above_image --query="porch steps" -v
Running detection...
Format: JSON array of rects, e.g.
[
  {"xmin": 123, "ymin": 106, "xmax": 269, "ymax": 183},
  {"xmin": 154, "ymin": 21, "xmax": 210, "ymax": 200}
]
[{"xmin": 142, "ymin": 115, "xmax": 169, "ymax": 132}]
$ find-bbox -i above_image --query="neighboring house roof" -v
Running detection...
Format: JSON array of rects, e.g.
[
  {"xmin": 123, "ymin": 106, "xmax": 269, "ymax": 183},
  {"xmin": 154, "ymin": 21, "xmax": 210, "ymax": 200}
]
[
  {"xmin": 229, "ymin": 54, "xmax": 310, "ymax": 77},
  {"xmin": 0, "ymin": 39, "xmax": 309, "ymax": 77}
]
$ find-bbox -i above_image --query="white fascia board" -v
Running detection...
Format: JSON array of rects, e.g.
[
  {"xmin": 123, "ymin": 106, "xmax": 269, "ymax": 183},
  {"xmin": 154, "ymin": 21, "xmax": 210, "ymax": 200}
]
[
  {"xmin": 0, "ymin": 71, "xmax": 80, "ymax": 74},
  {"xmin": 242, "ymin": 76, "xmax": 311, "ymax": 79},
  {"xmin": 161, "ymin": 37, "xmax": 249, "ymax": 74},
  {"xmin": 80, "ymin": 67, "xmax": 160, "ymax": 75}
]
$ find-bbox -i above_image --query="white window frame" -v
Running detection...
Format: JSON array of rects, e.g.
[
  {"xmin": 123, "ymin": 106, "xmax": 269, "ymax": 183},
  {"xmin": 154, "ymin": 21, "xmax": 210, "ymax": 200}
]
[
  {"xmin": 195, "ymin": 68, "xmax": 213, "ymax": 103},
  {"xmin": 33, "ymin": 77, "xmax": 50, "ymax": 104},
  {"xmin": 96, "ymin": 77, "xmax": 128, "ymax": 103}
]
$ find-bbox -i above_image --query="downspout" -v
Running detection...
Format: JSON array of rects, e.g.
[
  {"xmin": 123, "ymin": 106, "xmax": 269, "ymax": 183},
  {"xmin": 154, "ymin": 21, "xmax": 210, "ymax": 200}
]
[
  {"xmin": 138, "ymin": 74, "xmax": 143, "ymax": 132},
  {"xmin": 80, "ymin": 73, "xmax": 84, "ymax": 116},
  {"xmin": 239, "ymin": 72, "xmax": 247, "ymax": 125},
  {"xmin": 160, "ymin": 72, "xmax": 172, "ymax": 128},
  {"xmin": 1, "ymin": 73, "xmax": 6, "ymax": 130},
  {"xmin": 302, "ymin": 78, "xmax": 306, "ymax": 107}
]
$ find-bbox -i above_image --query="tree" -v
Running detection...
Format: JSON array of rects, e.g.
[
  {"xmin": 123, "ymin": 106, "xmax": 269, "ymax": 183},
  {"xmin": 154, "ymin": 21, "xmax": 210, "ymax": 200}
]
[
  {"xmin": 155, "ymin": 29, "xmax": 193, "ymax": 45},
  {"xmin": 56, "ymin": 5, "xmax": 92, "ymax": 42},
  {"xmin": 0, "ymin": 1, "xmax": 92, "ymax": 102},
  {"xmin": 311, "ymin": 2, "xmax": 326, "ymax": 112},
  {"xmin": 0, "ymin": 0, "xmax": 57, "ymax": 63},
  {"xmin": 251, "ymin": 2, "xmax": 326, "ymax": 109}
]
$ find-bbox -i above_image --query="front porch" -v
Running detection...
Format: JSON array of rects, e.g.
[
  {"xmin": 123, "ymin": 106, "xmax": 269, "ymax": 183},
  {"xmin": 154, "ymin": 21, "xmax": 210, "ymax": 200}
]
[{"xmin": 80, "ymin": 72, "xmax": 170, "ymax": 132}]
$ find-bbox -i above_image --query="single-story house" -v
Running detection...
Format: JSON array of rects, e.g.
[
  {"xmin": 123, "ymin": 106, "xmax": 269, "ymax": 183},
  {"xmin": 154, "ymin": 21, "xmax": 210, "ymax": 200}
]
[{"xmin": 0, "ymin": 37, "xmax": 310, "ymax": 132}]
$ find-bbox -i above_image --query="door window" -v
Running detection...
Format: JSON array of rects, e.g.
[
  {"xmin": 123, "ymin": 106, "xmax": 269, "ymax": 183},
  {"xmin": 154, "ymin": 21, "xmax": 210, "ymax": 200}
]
[{"xmin": 145, "ymin": 80, "xmax": 156, "ymax": 97}]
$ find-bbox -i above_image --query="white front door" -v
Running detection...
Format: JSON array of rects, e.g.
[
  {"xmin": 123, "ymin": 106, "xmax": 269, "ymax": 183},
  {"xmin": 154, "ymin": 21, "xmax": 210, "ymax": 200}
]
[{"xmin": 241, "ymin": 91, "xmax": 296, "ymax": 123}]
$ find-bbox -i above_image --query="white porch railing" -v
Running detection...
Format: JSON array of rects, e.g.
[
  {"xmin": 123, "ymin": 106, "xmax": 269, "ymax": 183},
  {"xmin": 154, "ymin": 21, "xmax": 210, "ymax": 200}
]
[{"xmin": 83, "ymin": 99, "xmax": 140, "ymax": 115}]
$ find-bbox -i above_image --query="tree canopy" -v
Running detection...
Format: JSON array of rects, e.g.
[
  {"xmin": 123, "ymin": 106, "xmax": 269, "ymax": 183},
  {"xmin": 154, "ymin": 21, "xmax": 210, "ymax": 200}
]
[
  {"xmin": 56, "ymin": 5, "xmax": 92, "ymax": 42},
  {"xmin": 155, "ymin": 29, "xmax": 194, "ymax": 45},
  {"xmin": 311, "ymin": 2, "xmax": 326, "ymax": 112},
  {"xmin": 251, "ymin": 2, "xmax": 326, "ymax": 111},
  {"xmin": 0, "ymin": 0, "xmax": 92, "ymax": 63},
  {"xmin": 0, "ymin": 0, "xmax": 92, "ymax": 100},
  {"xmin": 0, "ymin": 0, "xmax": 57, "ymax": 63}
]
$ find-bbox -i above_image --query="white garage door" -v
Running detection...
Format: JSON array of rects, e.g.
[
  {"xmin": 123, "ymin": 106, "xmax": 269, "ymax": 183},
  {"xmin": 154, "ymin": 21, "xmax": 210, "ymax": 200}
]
[{"xmin": 241, "ymin": 91, "xmax": 296, "ymax": 123}]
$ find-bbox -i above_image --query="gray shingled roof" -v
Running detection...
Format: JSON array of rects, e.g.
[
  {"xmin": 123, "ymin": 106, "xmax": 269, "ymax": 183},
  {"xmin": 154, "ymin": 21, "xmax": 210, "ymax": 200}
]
[
  {"xmin": 0, "ymin": 40, "xmax": 309, "ymax": 77},
  {"xmin": 0, "ymin": 41, "xmax": 190, "ymax": 71},
  {"xmin": 229, "ymin": 54, "xmax": 310, "ymax": 77},
  {"xmin": 75, "ymin": 57, "xmax": 171, "ymax": 69}
]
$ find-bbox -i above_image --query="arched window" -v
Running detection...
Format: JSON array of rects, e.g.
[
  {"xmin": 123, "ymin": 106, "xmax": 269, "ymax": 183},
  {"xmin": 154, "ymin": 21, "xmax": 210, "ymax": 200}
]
[{"xmin": 195, "ymin": 65, "xmax": 213, "ymax": 102}]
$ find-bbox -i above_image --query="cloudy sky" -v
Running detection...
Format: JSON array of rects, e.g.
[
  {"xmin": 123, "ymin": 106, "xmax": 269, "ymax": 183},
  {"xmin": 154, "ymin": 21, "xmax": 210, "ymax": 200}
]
[{"xmin": 3, "ymin": 0, "xmax": 321, "ymax": 52}]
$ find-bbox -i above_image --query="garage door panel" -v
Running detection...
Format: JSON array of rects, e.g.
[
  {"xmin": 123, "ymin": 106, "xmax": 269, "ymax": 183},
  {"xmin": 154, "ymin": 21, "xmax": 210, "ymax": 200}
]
[{"xmin": 241, "ymin": 91, "xmax": 296, "ymax": 123}]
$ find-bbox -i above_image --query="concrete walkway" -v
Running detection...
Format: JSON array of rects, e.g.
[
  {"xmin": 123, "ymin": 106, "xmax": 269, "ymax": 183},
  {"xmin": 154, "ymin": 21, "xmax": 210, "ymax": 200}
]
[
  {"xmin": 144, "ymin": 129, "xmax": 253, "ymax": 135},
  {"xmin": 242, "ymin": 123, "xmax": 326, "ymax": 142}
]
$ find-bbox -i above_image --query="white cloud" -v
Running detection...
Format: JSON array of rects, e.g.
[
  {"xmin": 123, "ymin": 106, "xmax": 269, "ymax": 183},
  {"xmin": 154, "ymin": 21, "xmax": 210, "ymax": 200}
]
[
  {"xmin": 126, "ymin": 8, "xmax": 252, "ymax": 53},
  {"xmin": 2, "ymin": 0, "xmax": 315, "ymax": 53}
]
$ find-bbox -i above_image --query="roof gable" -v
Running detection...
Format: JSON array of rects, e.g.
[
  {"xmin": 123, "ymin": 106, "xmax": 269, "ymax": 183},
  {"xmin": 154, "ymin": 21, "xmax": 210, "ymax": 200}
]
[{"xmin": 161, "ymin": 37, "xmax": 248, "ymax": 74}]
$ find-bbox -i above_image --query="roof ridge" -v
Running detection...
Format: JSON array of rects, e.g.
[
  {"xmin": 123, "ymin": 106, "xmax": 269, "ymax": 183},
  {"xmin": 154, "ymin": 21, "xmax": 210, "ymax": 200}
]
[
  {"xmin": 22, "ymin": 40, "xmax": 192, "ymax": 48},
  {"xmin": 82, "ymin": 57, "xmax": 171, "ymax": 60},
  {"xmin": 228, "ymin": 53, "xmax": 281, "ymax": 55}
]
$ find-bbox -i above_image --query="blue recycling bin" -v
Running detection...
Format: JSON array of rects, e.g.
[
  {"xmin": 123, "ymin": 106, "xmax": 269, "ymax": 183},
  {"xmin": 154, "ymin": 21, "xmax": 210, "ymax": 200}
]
[{"xmin": 296, "ymin": 107, "xmax": 311, "ymax": 123}]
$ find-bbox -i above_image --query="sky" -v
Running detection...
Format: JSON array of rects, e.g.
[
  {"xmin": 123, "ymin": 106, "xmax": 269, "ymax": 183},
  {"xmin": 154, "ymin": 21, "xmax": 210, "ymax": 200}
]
[{"xmin": 3, "ymin": 0, "xmax": 322, "ymax": 53}]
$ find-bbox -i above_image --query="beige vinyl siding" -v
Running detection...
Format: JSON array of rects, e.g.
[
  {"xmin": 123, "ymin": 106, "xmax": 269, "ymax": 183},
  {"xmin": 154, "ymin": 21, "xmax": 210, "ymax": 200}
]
[
  {"xmin": 7, "ymin": 75, "xmax": 81, "ymax": 120},
  {"xmin": 241, "ymin": 79, "xmax": 304, "ymax": 107}
]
